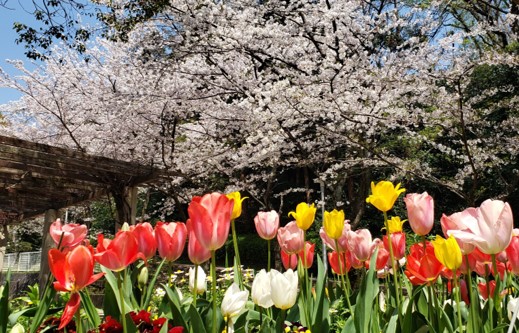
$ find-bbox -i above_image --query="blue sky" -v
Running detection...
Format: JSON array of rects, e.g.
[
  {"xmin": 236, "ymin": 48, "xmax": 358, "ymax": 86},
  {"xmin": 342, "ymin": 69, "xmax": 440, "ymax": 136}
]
[{"xmin": 0, "ymin": 1, "xmax": 40, "ymax": 105}]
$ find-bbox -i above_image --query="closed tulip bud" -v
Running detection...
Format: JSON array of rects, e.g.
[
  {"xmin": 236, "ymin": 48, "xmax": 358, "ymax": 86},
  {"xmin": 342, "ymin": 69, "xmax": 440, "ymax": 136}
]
[
  {"xmin": 189, "ymin": 266, "xmax": 207, "ymax": 295},
  {"xmin": 404, "ymin": 192, "xmax": 434, "ymax": 236},
  {"xmin": 138, "ymin": 266, "xmax": 149, "ymax": 289},
  {"xmin": 270, "ymin": 269, "xmax": 298, "ymax": 310},
  {"xmin": 432, "ymin": 235, "xmax": 462, "ymax": 271},
  {"xmin": 221, "ymin": 283, "xmax": 249, "ymax": 318},
  {"xmin": 10, "ymin": 323, "xmax": 25, "ymax": 333},
  {"xmin": 254, "ymin": 210, "xmax": 280, "ymax": 240},
  {"xmin": 226, "ymin": 191, "xmax": 248, "ymax": 220},
  {"xmin": 288, "ymin": 202, "xmax": 316, "ymax": 231},
  {"xmin": 323, "ymin": 209, "xmax": 345, "ymax": 240},
  {"xmin": 121, "ymin": 222, "xmax": 130, "ymax": 231},
  {"xmin": 366, "ymin": 181, "xmax": 405, "ymax": 212},
  {"xmin": 251, "ymin": 269, "xmax": 273, "ymax": 308}
]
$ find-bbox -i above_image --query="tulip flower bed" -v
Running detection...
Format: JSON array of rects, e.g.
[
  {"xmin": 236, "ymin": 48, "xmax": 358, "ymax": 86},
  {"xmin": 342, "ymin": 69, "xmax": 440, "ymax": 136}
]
[{"xmin": 1, "ymin": 181, "xmax": 519, "ymax": 333}]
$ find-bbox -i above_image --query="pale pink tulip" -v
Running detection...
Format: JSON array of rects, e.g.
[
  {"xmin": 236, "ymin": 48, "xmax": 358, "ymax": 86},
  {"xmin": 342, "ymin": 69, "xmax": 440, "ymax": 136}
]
[
  {"xmin": 188, "ymin": 192, "xmax": 234, "ymax": 251},
  {"xmin": 50, "ymin": 219, "xmax": 87, "ymax": 249},
  {"xmin": 441, "ymin": 208, "xmax": 477, "ymax": 255},
  {"xmin": 347, "ymin": 229, "xmax": 378, "ymax": 262},
  {"xmin": 447, "ymin": 199, "xmax": 513, "ymax": 255},
  {"xmin": 319, "ymin": 220, "xmax": 351, "ymax": 252},
  {"xmin": 254, "ymin": 210, "xmax": 280, "ymax": 240},
  {"xmin": 404, "ymin": 192, "xmax": 434, "ymax": 236},
  {"xmin": 277, "ymin": 221, "xmax": 304, "ymax": 255}
]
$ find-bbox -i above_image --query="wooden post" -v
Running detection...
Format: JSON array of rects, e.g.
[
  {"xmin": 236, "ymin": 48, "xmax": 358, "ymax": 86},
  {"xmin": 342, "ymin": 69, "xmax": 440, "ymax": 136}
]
[
  {"xmin": 0, "ymin": 223, "xmax": 8, "ymax": 277},
  {"xmin": 113, "ymin": 185, "xmax": 138, "ymax": 230},
  {"xmin": 39, "ymin": 209, "xmax": 58, "ymax": 295}
]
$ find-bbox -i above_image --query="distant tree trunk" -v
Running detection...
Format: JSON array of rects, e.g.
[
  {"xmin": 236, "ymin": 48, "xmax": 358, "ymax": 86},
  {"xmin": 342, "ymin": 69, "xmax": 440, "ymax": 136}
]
[
  {"xmin": 39, "ymin": 209, "xmax": 58, "ymax": 296},
  {"xmin": 0, "ymin": 224, "xmax": 8, "ymax": 277},
  {"xmin": 111, "ymin": 185, "xmax": 138, "ymax": 229}
]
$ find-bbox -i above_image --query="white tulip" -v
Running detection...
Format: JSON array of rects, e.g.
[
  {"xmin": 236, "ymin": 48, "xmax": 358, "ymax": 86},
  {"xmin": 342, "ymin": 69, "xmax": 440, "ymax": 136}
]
[
  {"xmin": 251, "ymin": 269, "xmax": 273, "ymax": 308},
  {"xmin": 270, "ymin": 269, "xmax": 298, "ymax": 310},
  {"xmin": 507, "ymin": 296, "xmax": 519, "ymax": 321},
  {"xmin": 189, "ymin": 266, "xmax": 207, "ymax": 295},
  {"xmin": 221, "ymin": 283, "xmax": 249, "ymax": 318}
]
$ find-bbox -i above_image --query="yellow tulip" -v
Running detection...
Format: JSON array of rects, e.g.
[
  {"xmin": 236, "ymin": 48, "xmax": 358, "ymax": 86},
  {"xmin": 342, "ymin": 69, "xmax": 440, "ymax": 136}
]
[
  {"xmin": 432, "ymin": 235, "xmax": 462, "ymax": 271},
  {"xmin": 365, "ymin": 181, "xmax": 406, "ymax": 212},
  {"xmin": 323, "ymin": 209, "xmax": 345, "ymax": 240},
  {"xmin": 288, "ymin": 202, "xmax": 316, "ymax": 231},
  {"xmin": 226, "ymin": 191, "xmax": 248, "ymax": 220},
  {"xmin": 387, "ymin": 216, "xmax": 406, "ymax": 234}
]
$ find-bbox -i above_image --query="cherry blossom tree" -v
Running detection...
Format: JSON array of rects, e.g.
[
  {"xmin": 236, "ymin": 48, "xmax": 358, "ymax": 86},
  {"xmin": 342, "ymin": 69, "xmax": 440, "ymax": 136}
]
[{"xmin": 1, "ymin": 0, "xmax": 518, "ymax": 221}]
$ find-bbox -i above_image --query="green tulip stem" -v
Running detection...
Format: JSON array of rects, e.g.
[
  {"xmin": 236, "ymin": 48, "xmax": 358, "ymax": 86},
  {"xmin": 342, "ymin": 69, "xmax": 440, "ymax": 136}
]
[
  {"xmin": 75, "ymin": 305, "xmax": 82, "ymax": 333},
  {"xmin": 334, "ymin": 240, "xmax": 353, "ymax": 316},
  {"xmin": 465, "ymin": 255, "xmax": 478, "ymax": 332},
  {"xmin": 231, "ymin": 219, "xmax": 243, "ymax": 289},
  {"xmin": 193, "ymin": 264, "xmax": 199, "ymax": 308},
  {"xmin": 492, "ymin": 254, "xmax": 503, "ymax": 330},
  {"xmin": 383, "ymin": 211, "xmax": 403, "ymax": 326},
  {"xmin": 118, "ymin": 271, "xmax": 128, "ymax": 333},
  {"xmin": 267, "ymin": 239, "xmax": 271, "ymax": 272},
  {"xmin": 211, "ymin": 250, "xmax": 218, "ymax": 333},
  {"xmin": 454, "ymin": 272, "xmax": 464, "ymax": 333},
  {"xmin": 427, "ymin": 284, "xmax": 436, "ymax": 327}
]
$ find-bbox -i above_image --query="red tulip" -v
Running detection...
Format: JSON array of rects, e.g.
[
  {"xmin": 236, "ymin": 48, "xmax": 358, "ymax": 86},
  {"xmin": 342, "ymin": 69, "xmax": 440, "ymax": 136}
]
[
  {"xmin": 254, "ymin": 210, "xmax": 280, "ymax": 240},
  {"xmin": 281, "ymin": 249, "xmax": 298, "ymax": 270},
  {"xmin": 477, "ymin": 280, "xmax": 507, "ymax": 300},
  {"xmin": 130, "ymin": 222, "xmax": 157, "ymax": 260},
  {"xmin": 186, "ymin": 219, "xmax": 211, "ymax": 265},
  {"xmin": 404, "ymin": 192, "xmax": 434, "ymax": 236},
  {"xmin": 404, "ymin": 251, "xmax": 443, "ymax": 286},
  {"xmin": 155, "ymin": 222, "xmax": 187, "ymax": 262},
  {"xmin": 506, "ymin": 236, "xmax": 519, "ymax": 275},
  {"xmin": 188, "ymin": 192, "xmax": 234, "ymax": 251},
  {"xmin": 94, "ymin": 231, "xmax": 145, "ymax": 271},
  {"xmin": 48, "ymin": 245, "xmax": 104, "ymax": 329},
  {"xmin": 50, "ymin": 219, "xmax": 87, "ymax": 249},
  {"xmin": 298, "ymin": 241, "xmax": 315, "ymax": 269},
  {"xmin": 471, "ymin": 247, "xmax": 506, "ymax": 279},
  {"xmin": 277, "ymin": 221, "xmax": 305, "ymax": 255},
  {"xmin": 383, "ymin": 232, "xmax": 406, "ymax": 260},
  {"xmin": 328, "ymin": 251, "xmax": 351, "ymax": 275}
]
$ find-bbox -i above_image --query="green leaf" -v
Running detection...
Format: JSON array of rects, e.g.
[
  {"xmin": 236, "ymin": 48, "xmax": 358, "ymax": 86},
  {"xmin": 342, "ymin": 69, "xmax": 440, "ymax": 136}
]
[
  {"xmin": 125, "ymin": 312, "xmax": 139, "ymax": 333},
  {"xmin": 354, "ymin": 249, "xmax": 379, "ymax": 333},
  {"xmin": 0, "ymin": 270, "xmax": 10, "ymax": 333},
  {"xmin": 164, "ymin": 284, "xmax": 188, "ymax": 328},
  {"xmin": 142, "ymin": 258, "xmax": 167, "ymax": 310},
  {"xmin": 186, "ymin": 304, "xmax": 207, "ymax": 333},
  {"xmin": 29, "ymin": 278, "xmax": 57, "ymax": 333},
  {"xmin": 311, "ymin": 256, "xmax": 330, "ymax": 333},
  {"xmin": 79, "ymin": 290, "xmax": 101, "ymax": 328},
  {"xmin": 342, "ymin": 316, "xmax": 355, "ymax": 333}
]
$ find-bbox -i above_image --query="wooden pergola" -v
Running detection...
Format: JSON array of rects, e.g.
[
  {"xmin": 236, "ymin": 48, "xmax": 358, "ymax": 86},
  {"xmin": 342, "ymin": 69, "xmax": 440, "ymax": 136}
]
[{"xmin": 0, "ymin": 134, "xmax": 173, "ymax": 282}]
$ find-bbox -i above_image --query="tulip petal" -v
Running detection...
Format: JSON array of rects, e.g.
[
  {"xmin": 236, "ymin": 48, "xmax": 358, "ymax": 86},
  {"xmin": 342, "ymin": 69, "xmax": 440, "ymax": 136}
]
[{"xmin": 58, "ymin": 293, "xmax": 81, "ymax": 329}]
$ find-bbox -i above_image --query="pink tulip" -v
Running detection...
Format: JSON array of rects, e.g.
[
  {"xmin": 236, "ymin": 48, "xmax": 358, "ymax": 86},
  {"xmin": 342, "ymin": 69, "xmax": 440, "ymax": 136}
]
[
  {"xmin": 441, "ymin": 209, "xmax": 477, "ymax": 255},
  {"xmin": 188, "ymin": 192, "xmax": 234, "ymax": 251},
  {"xmin": 404, "ymin": 192, "xmax": 434, "ymax": 236},
  {"xmin": 383, "ymin": 232, "xmax": 406, "ymax": 260},
  {"xmin": 319, "ymin": 220, "xmax": 351, "ymax": 252},
  {"xmin": 347, "ymin": 229, "xmax": 378, "ymax": 262},
  {"xmin": 447, "ymin": 200, "xmax": 513, "ymax": 255},
  {"xmin": 281, "ymin": 249, "xmax": 298, "ymax": 270},
  {"xmin": 254, "ymin": 210, "xmax": 280, "ymax": 240},
  {"xmin": 155, "ymin": 222, "xmax": 187, "ymax": 262},
  {"xmin": 50, "ymin": 219, "xmax": 87, "ymax": 249},
  {"xmin": 277, "ymin": 221, "xmax": 304, "ymax": 255},
  {"xmin": 298, "ymin": 241, "xmax": 315, "ymax": 269},
  {"xmin": 186, "ymin": 219, "xmax": 212, "ymax": 265},
  {"xmin": 130, "ymin": 222, "xmax": 157, "ymax": 260}
]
